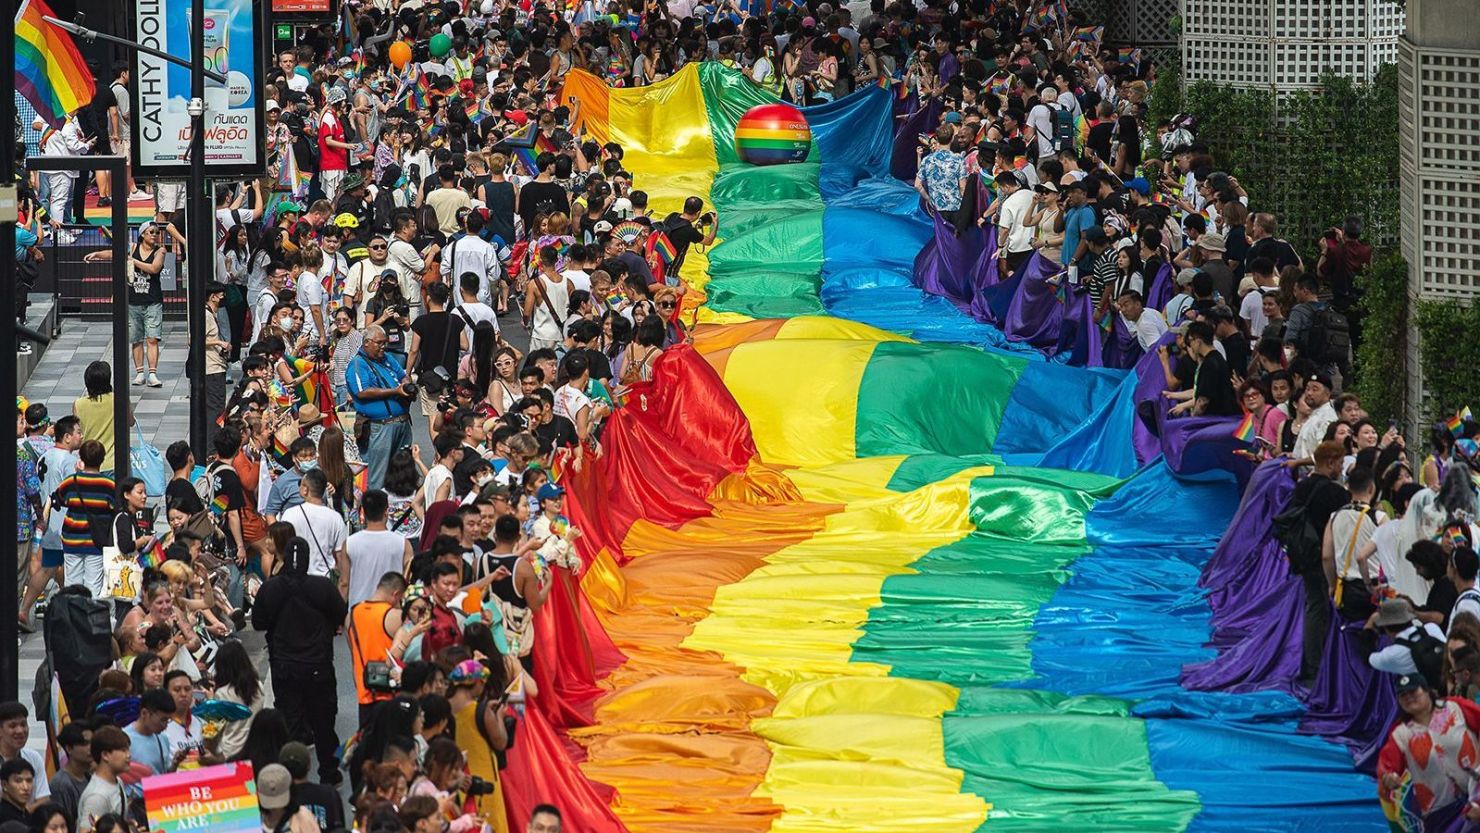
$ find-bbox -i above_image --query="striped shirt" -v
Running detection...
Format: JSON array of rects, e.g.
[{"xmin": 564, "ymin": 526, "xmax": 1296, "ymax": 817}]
[{"xmin": 52, "ymin": 472, "xmax": 116, "ymax": 556}]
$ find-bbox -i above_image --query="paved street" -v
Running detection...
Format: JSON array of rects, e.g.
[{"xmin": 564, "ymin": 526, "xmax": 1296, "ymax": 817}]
[{"xmin": 17, "ymin": 308, "xmax": 531, "ymax": 761}]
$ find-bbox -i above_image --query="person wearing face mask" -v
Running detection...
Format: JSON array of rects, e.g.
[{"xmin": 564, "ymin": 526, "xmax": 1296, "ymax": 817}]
[{"xmin": 264, "ymin": 437, "xmax": 318, "ymax": 524}]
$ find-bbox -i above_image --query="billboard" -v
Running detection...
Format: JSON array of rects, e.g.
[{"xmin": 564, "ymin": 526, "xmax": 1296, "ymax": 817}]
[
  {"xmin": 271, "ymin": 0, "xmax": 332, "ymax": 13},
  {"xmin": 131, "ymin": 0, "xmax": 266, "ymax": 177}
]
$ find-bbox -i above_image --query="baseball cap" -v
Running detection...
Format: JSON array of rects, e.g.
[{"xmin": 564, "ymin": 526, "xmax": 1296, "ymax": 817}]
[
  {"xmin": 257, "ymin": 764, "xmax": 292, "ymax": 810},
  {"xmin": 1083, "ymin": 227, "xmax": 1108, "ymax": 243},
  {"xmin": 593, "ymin": 220, "xmax": 613, "ymax": 234},
  {"xmin": 943, "ymin": 111, "xmax": 963, "ymax": 124},
  {"xmin": 1034, "ymin": 181, "xmax": 1059, "ymax": 194},
  {"xmin": 801, "ymin": 15, "xmax": 816, "ymax": 27},
  {"xmin": 1396, "ymin": 673, "xmax": 1428, "ymax": 694},
  {"xmin": 1308, "ymin": 371, "xmax": 1335, "ymax": 391},
  {"xmin": 536, "ymin": 483, "xmax": 565, "ymax": 502},
  {"xmin": 1174, "ymin": 267, "xmax": 1199, "ymax": 287},
  {"xmin": 266, "ymin": 100, "xmax": 281, "ymax": 112},
  {"xmin": 1125, "ymin": 177, "xmax": 1151, "ymax": 196},
  {"xmin": 278, "ymin": 742, "xmax": 312, "ymax": 780}
]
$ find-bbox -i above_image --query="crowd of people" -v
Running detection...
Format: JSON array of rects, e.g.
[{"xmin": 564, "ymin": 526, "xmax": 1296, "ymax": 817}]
[{"xmin": 6, "ymin": 0, "xmax": 1458, "ymax": 828}]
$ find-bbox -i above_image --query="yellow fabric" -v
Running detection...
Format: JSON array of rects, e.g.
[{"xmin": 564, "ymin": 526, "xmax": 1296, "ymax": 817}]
[
  {"xmin": 775, "ymin": 316, "xmax": 914, "ymax": 344},
  {"xmin": 453, "ymin": 700, "xmax": 508, "ymax": 833},
  {"xmin": 721, "ymin": 339, "xmax": 880, "ymax": 467}
]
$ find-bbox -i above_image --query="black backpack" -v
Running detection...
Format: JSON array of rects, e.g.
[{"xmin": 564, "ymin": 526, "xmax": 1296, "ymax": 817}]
[
  {"xmin": 1396, "ymin": 627, "xmax": 1447, "ymax": 688},
  {"xmin": 1052, "ymin": 104, "xmax": 1077, "ymax": 154},
  {"xmin": 1304, "ymin": 304, "xmax": 1351, "ymax": 369},
  {"xmin": 1272, "ymin": 502, "xmax": 1323, "ymax": 576}
]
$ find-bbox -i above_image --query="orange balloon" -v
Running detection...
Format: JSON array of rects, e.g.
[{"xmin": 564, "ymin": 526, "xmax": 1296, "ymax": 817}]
[{"xmin": 388, "ymin": 41, "xmax": 412, "ymax": 69}]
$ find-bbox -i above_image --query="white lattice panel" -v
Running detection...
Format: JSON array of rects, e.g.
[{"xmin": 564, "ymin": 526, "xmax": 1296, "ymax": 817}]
[
  {"xmin": 1182, "ymin": 0, "xmax": 1403, "ymax": 89},
  {"xmin": 1416, "ymin": 51, "xmax": 1480, "ymax": 172},
  {"xmin": 1415, "ymin": 176, "xmax": 1480, "ymax": 299}
]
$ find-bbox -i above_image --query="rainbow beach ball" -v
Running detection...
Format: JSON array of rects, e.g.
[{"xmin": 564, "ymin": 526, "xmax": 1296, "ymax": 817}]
[{"xmin": 735, "ymin": 103, "xmax": 811, "ymax": 166}]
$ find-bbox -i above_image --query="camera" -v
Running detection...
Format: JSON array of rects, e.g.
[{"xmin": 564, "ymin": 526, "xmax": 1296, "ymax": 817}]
[
  {"xmin": 466, "ymin": 777, "xmax": 496, "ymax": 798},
  {"xmin": 400, "ymin": 381, "xmax": 419, "ymax": 398}
]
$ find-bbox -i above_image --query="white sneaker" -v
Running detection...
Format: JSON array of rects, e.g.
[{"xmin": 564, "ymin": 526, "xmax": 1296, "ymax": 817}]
[
  {"xmin": 147, "ymin": 372, "xmax": 162, "ymax": 388},
  {"xmin": 52, "ymin": 229, "xmax": 76, "ymax": 245},
  {"xmin": 17, "ymin": 343, "xmax": 33, "ymax": 356},
  {"xmin": 128, "ymin": 190, "xmax": 152, "ymax": 201},
  {"xmin": 133, "ymin": 370, "xmax": 145, "ymax": 386}
]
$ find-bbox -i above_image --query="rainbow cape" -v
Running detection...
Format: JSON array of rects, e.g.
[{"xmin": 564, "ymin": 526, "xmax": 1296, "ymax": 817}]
[
  {"xmin": 499, "ymin": 65, "xmax": 1388, "ymax": 833},
  {"xmin": 14, "ymin": 0, "xmax": 94, "ymax": 128}
]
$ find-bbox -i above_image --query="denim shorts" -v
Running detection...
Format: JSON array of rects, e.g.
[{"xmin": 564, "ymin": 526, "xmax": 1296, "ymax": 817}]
[{"xmin": 128, "ymin": 302, "xmax": 164, "ymax": 343}]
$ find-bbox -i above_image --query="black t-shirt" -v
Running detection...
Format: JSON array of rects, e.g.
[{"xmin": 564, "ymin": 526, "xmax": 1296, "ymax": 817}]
[
  {"xmin": 364, "ymin": 297, "xmax": 407, "ymax": 351},
  {"xmin": 534, "ymin": 415, "xmax": 577, "ymax": 454},
  {"xmin": 165, "ymin": 477, "xmax": 205, "ymax": 516},
  {"xmin": 664, "ymin": 217, "xmax": 706, "ymax": 273},
  {"xmin": 1424, "ymin": 575, "xmax": 1460, "ymax": 631},
  {"xmin": 128, "ymin": 243, "xmax": 166, "ymax": 305},
  {"xmin": 482, "ymin": 180, "xmax": 517, "ymax": 245},
  {"xmin": 291, "ymin": 781, "xmax": 346, "ymax": 832},
  {"xmin": 1291, "ymin": 475, "xmax": 1351, "ymax": 569},
  {"xmin": 1193, "ymin": 349, "xmax": 1239, "ymax": 416},
  {"xmin": 411, "ymin": 310, "xmax": 460, "ymax": 375},
  {"xmin": 88, "ymin": 84, "xmax": 118, "ymax": 145},
  {"xmin": 569, "ymin": 347, "xmax": 612, "ymax": 381},
  {"xmin": 1086, "ymin": 121, "xmax": 1114, "ymax": 164},
  {"xmin": 518, "ymin": 181, "xmax": 571, "ymax": 233},
  {"xmin": 1221, "ymin": 336, "xmax": 1251, "ymax": 379},
  {"xmin": 1248, "ymin": 237, "xmax": 1301, "ymax": 272}
]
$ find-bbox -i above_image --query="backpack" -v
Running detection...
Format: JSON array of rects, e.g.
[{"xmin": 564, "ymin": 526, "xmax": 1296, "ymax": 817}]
[
  {"xmin": 1052, "ymin": 104, "xmax": 1077, "ymax": 154},
  {"xmin": 1306, "ymin": 304, "xmax": 1351, "ymax": 369},
  {"xmin": 1272, "ymin": 501, "xmax": 1322, "ymax": 575},
  {"xmin": 1396, "ymin": 627, "xmax": 1447, "ymax": 688}
]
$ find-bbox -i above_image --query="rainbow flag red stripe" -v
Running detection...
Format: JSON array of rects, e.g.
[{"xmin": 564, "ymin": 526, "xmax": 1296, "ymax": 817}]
[{"xmin": 14, "ymin": 0, "xmax": 95, "ymax": 128}]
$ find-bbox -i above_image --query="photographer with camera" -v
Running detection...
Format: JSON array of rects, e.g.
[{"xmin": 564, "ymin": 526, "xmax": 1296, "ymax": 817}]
[
  {"xmin": 347, "ymin": 324, "xmax": 418, "ymax": 491},
  {"xmin": 407, "ymin": 283, "xmax": 471, "ymax": 439},
  {"xmin": 661, "ymin": 196, "xmax": 718, "ymax": 282}
]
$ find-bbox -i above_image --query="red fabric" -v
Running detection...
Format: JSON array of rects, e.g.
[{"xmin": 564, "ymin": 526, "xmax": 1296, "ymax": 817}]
[
  {"xmin": 564, "ymin": 344, "xmax": 757, "ymax": 562},
  {"xmin": 420, "ymin": 500, "xmax": 459, "ymax": 553},
  {"xmin": 530, "ymin": 569, "xmax": 609, "ymax": 729},
  {"xmin": 501, "ymin": 695, "xmax": 625, "ymax": 833},
  {"xmin": 317, "ymin": 110, "xmax": 349, "ymax": 171}
]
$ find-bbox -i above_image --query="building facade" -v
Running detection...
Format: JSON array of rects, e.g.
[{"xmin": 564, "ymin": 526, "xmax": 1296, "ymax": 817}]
[{"xmin": 1181, "ymin": 0, "xmax": 1404, "ymax": 91}]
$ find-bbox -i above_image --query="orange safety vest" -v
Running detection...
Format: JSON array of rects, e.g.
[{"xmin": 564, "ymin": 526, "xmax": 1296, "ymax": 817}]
[{"xmin": 347, "ymin": 600, "xmax": 396, "ymax": 705}]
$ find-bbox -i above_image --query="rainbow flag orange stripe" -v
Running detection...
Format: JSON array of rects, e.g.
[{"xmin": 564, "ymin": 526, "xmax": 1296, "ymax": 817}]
[{"xmin": 14, "ymin": 0, "xmax": 94, "ymax": 128}]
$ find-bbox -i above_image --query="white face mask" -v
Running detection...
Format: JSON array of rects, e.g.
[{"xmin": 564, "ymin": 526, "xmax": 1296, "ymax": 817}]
[{"xmin": 279, "ymin": 316, "xmax": 295, "ymax": 330}]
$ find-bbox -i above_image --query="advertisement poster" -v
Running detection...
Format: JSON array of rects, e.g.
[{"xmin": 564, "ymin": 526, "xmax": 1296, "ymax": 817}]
[
  {"xmin": 142, "ymin": 762, "xmax": 260, "ymax": 833},
  {"xmin": 272, "ymin": 0, "xmax": 331, "ymax": 14},
  {"xmin": 131, "ymin": 0, "xmax": 266, "ymax": 177}
]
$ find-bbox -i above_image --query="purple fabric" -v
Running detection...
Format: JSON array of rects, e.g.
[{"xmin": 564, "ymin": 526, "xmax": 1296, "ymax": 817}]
[
  {"xmin": 959, "ymin": 236, "xmax": 1006, "ymax": 324},
  {"xmin": 913, "ymin": 211, "xmax": 984, "ymax": 303},
  {"xmin": 1002, "ymin": 253, "xmax": 1068, "ymax": 349},
  {"xmin": 890, "ymin": 98, "xmax": 940, "ymax": 183},
  {"xmin": 1159, "ymin": 416, "xmax": 1258, "ymax": 483},
  {"xmin": 1200, "ymin": 461, "xmax": 1296, "ymax": 593},
  {"xmin": 1101, "ymin": 313, "xmax": 1144, "ymax": 370},
  {"xmin": 1300, "ymin": 616, "xmax": 1398, "ymax": 764},
  {"xmin": 1130, "ymin": 331, "xmax": 1177, "ymax": 465},
  {"xmin": 1183, "ymin": 579, "xmax": 1304, "ymax": 692},
  {"xmin": 1056, "ymin": 285, "xmax": 1103, "ymax": 367},
  {"xmin": 1145, "ymin": 262, "xmax": 1175, "ymax": 312}
]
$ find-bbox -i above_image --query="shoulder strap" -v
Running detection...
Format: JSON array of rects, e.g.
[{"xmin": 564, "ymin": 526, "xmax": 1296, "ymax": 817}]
[{"xmin": 532, "ymin": 275, "xmax": 566, "ymax": 329}]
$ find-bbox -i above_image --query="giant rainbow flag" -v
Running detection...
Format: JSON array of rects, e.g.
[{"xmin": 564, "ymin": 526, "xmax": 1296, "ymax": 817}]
[{"xmin": 499, "ymin": 65, "xmax": 1385, "ymax": 833}]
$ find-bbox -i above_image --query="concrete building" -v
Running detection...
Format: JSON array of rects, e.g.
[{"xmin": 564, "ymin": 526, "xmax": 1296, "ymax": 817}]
[{"xmin": 1181, "ymin": 0, "xmax": 1404, "ymax": 91}]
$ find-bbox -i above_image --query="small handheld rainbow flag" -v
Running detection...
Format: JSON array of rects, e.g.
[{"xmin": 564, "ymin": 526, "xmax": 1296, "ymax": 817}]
[
  {"xmin": 137, "ymin": 539, "xmax": 165, "ymax": 570},
  {"xmin": 1447, "ymin": 525, "xmax": 1470, "ymax": 549},
  {"xmin": 1447, "ymin": 406, "xmax": 1472, "ymax": 437},
  {"xmin": 1232, "ymin": 411, "xmax": 1257, "ymax": 444},
  {"xmin": 464, "ymin": 98, "xmax": 488, "ymax": 124},
  {"xmin": 1117, "ymin": 47, "xmax": 1143, "ymax": 69}
]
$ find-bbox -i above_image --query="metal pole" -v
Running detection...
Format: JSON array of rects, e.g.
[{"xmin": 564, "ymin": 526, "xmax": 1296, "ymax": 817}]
[
  {"xmin": 113, "ymin": 169, "xmax": 132, "ymax": 482},
  {"xmin": 41, "ymin": 17, "xmax": 228, "ymax": 84},
  {"xmin": 1, "ymin": 3, "xmax": 20, "ymax": 701},
  {"xmin": 187, "ymin": 0, "xmax": 210, "ymax": 461}
]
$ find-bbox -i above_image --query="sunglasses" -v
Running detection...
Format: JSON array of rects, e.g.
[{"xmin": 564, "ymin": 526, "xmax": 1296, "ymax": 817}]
[
  {"xmin": 369, "ymin": 244, "xmax": 388, "ymax": 250},
  {"xmin": 657, "ymin": 301, "xmax": 676, "ymax": 309}
]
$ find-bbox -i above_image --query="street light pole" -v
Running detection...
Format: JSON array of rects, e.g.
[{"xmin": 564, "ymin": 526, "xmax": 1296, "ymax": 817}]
[{"xmin": 187, "ymin": 0, "xmax": 210, "ymax": 461}]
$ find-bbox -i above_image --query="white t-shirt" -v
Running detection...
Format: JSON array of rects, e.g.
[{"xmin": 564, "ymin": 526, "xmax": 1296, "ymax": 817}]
[
  {"xmin": 424, "ymin": 464, "xmax": 454, "ymax": 504},
  {"xmin": 298, "ymin": 270, "xmax": 327, "ymax": 342},
  {"xmin": 1123, "ymin": 308, "xmax": 1169, "ymax": 351},
  {"xmin": 1027, "ymin": 102, "xmax": 1056, "ymax": 158},
  {"xmin": 347, "ymin": 529, "xmax": 410, "ymax": 605},
  {"xmin": 161, "ymin": 717, "xmax": 206, "ymax": 761},
  {"xmin": 554, "ymin": 383, "xmax": 592, "ymax": 423},
  {"xmin": 1328, "ymin": 506, "xmax": 1388, "ymax": 581},
  {"xmin": 286, "ymin": 502, "xmax": 347, "ymax": 578},
  {"xmin": 997, "ymin": 189, "xmax": 1036, "ymax": 254},
  {"xmin": 453, "ymin": 301, "xmax": 498, "ymax": 343},
  {"xmin": 1240, "ymin": 288, "xmax": 1269, "ymax": 339},
  {"xmin": 562, "ymin": 268, "xmax": 592, "ymax": 295}
]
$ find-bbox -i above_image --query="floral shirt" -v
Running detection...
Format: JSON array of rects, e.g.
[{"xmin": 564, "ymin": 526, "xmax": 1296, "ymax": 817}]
[
  {"xmin": 16, "ymin": 440, "xmax": 42, "ymax": 542},
  {"xmin": 918, "ymin": 149, "xmax": 966, "ymax": 212}
]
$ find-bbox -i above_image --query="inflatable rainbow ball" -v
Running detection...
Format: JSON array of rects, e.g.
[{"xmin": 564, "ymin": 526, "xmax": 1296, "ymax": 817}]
[{"xmin": 734, "ymin": 102, "xmax": 811, "ymax": 166}]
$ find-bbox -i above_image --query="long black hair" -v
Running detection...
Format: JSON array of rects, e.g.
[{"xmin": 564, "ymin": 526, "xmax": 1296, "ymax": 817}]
[
  {"xmin": 213, "ymin": 639, "xmax": 262, "ymax": 707},
  {"xmin": 231, "ymin": 708, "xmax": 290, "ymax": 776}
]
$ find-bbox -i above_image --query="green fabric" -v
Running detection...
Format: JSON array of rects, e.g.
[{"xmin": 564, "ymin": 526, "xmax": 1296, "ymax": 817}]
[
  {"xmin": 704, "ymin": 209, "xmax": 825, "ymax": 318},
  {"xmin": 697, "ymin": 63, "xmax": 818, "ymax": 166},
  {"xmin": 946, "ymin": 713, "xmax": 1201, "ymax": 832},
  {"xmin": 854, "ymin": 341, "xmax": 1027, "ymax": 459},
  {"xmin": 886, "ymin": 453, "xmax": 1004, "ymax": 492}
]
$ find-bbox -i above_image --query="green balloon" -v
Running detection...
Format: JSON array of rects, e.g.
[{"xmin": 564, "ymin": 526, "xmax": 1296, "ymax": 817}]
[{"xmin": 430, "ymin": 33, "xmax": 452, "ymax": 58}]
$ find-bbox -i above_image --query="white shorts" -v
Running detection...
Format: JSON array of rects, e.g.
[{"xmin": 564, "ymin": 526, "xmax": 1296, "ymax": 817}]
[{"xmin": 155, "ymin": 181, "xmax": 187, "ymax": 213}]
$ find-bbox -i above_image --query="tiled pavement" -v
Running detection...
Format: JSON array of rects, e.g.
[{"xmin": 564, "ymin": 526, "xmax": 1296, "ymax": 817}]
[{"xmin": 23, "ymin": 319, "xmax": 195, "ymax": 449}]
